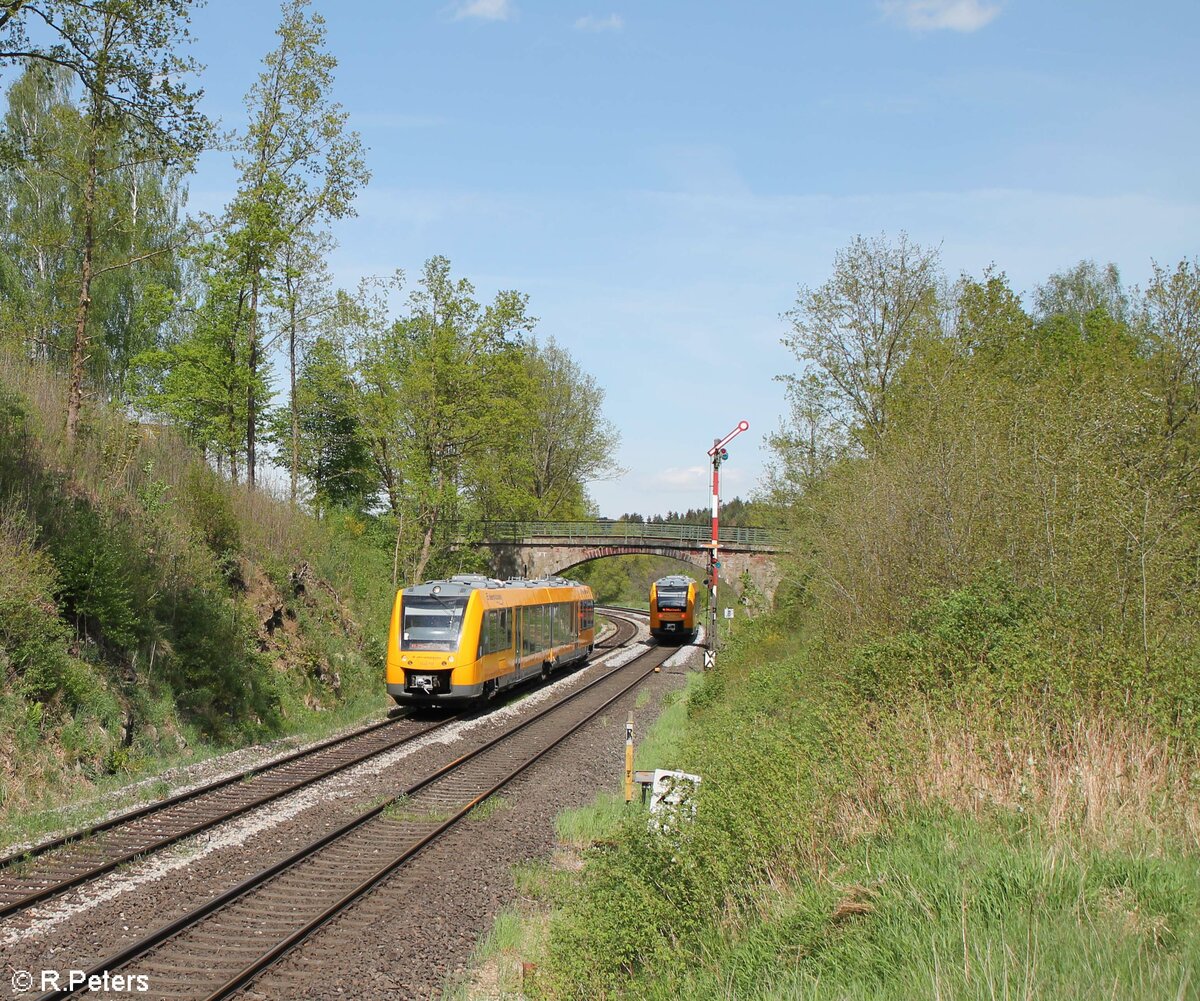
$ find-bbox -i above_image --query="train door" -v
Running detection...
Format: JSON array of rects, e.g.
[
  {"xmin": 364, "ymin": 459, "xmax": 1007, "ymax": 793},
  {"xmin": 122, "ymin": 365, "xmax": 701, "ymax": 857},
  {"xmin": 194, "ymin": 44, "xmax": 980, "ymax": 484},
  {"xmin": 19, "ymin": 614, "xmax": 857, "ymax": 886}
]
[{"xmin": 514, "ymin": 606, "xmax": 523, "ymax": 673}]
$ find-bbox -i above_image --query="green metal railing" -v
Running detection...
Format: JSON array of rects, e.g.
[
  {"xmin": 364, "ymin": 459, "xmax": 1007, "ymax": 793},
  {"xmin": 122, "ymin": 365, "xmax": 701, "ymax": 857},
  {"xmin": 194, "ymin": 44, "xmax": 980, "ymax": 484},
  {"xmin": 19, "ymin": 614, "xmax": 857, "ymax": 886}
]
[{"xmin": 481, "ymin": 521, "xmax": 779, "ymax": 548}]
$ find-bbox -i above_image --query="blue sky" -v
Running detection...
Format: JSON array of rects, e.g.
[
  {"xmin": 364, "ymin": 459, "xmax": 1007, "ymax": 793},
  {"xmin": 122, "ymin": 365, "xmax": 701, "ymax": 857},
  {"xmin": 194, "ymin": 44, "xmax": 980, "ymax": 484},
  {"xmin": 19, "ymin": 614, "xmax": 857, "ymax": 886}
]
[{"xmin": 182, "ymin": 0, "xmax": 1200, "ymax": 518}]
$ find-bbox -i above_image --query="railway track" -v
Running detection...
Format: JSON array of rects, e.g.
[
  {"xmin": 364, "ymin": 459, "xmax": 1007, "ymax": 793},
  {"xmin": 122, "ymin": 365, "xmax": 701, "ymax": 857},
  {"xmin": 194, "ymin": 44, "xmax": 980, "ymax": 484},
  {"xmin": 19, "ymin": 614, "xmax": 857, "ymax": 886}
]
[
  {"xmin": 0, "ymin": 715, "xmax": 474, "ymax": 921},
  {"xmin": 595, "ymin": 605, "xmax": 642, "ymax": 648},
  {"xmin": 0, "ymin": 608, "xmax": 645, "ymax": 924},
  {"xmin": 32, "ymin": 632, "xmax": 668, "ymax": 1001}
]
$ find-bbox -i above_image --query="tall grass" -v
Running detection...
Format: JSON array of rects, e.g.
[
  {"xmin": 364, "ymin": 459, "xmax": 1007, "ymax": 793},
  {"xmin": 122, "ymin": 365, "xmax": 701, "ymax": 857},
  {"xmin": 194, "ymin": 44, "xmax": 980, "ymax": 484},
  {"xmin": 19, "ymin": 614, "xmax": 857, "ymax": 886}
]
[
  {"xmin": 622, "ymin": 809, "xmax": 1199, "ymax": 1001},
  {"xmin": 840, "ymin": 703, "xmax": 1200, "ymax": 853}
]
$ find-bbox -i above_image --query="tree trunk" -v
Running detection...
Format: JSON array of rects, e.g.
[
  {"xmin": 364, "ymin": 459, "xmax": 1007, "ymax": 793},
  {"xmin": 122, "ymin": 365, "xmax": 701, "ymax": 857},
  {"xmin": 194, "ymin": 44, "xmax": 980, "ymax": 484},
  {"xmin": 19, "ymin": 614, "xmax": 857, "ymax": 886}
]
[
  {"xmin": 414, "ymin": 512, "xmax": 437, "ymax": 584},
  {"xmin": 66, "ymin": 126, "xmax": 100, "ymax": 443},
  {"xmin": 413, "ymin": 472, "xmax": 443, "ymax": 583},
  {"xmin": 392, "ymin": 510, "xmax": 404, "ymax": 589},
  {"xmin": 247, "ymin": 274, "xmax": 259, "ymax": 488},
  {"xmin": 289, "ymin": 296, "xmax": 299, "ymax": 502}
]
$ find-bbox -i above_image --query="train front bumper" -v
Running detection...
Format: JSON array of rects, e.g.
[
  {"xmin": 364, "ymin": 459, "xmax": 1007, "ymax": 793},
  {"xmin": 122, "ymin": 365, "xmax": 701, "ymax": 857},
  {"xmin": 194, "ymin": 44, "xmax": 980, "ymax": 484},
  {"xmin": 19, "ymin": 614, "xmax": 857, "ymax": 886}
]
[{"xmin": 387, "ymin": 679, "xmax": 485, "ymax": 702}]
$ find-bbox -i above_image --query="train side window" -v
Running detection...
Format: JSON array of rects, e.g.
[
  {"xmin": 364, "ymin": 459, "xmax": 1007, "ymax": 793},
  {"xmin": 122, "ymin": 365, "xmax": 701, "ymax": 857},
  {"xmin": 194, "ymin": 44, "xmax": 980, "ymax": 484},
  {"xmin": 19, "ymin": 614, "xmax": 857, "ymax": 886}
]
[
  {"xmin": 480, "ymin": 609, "xmax": 505, "ymax": 656},
  {"xmin": 522, "ymin": 606, "xmax": 537, "ymax": 654}
]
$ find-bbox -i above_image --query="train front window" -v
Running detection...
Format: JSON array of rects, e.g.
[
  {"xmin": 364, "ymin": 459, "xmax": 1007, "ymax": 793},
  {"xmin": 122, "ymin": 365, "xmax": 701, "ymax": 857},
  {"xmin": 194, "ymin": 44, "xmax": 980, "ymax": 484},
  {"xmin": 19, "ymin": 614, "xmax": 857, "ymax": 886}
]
[
  {"xmin": 657, "ymin": 588, "xmax": 688, "ymax": 610},
  {"xmin": 401, "ymin": 596, "xmax": 468, "ymax": 651}
]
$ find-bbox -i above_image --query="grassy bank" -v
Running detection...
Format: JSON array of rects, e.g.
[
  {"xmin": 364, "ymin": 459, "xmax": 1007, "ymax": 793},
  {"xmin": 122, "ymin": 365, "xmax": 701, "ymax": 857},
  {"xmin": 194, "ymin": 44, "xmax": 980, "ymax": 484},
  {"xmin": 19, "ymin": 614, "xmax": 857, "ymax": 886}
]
[
  {"xmin": 0, "ymin": 355, "xmax": 394, "ymax": 838},
  {"xmin": 461, "ymin": 579, "xmax": 1199, "ymax": 1000}
]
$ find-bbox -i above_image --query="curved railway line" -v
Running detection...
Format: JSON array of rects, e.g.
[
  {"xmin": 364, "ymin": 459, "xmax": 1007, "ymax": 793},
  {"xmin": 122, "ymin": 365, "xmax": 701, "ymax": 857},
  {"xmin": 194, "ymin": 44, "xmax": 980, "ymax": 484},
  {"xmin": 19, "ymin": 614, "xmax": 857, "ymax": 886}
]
[
  {"xmin": 0, "ymin": 608, "xmax": 643, "ymax": 926},
  {"xmin": 30, "ymin": 613, "xmax": 665, "ymax": 1001}
]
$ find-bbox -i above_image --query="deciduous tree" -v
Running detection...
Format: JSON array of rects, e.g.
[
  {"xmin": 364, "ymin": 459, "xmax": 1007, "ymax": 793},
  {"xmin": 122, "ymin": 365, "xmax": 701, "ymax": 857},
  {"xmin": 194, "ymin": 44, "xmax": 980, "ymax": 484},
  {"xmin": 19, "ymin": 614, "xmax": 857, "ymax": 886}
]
[
  {"xmin": 355, "ymin": 257, "xmax": 534, "ymax": 582},
  {"xmin": 782, "ymin": 232, "xmax": 940, "ymax": 448}
]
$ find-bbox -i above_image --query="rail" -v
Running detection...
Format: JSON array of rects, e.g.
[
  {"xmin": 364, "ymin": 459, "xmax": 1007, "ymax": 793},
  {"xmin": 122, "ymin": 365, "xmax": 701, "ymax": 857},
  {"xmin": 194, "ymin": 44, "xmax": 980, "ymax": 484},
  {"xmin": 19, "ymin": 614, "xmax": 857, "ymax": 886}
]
[{"xmin": 482, "ymin": 520, "xmax": 779, "ymax": 547}]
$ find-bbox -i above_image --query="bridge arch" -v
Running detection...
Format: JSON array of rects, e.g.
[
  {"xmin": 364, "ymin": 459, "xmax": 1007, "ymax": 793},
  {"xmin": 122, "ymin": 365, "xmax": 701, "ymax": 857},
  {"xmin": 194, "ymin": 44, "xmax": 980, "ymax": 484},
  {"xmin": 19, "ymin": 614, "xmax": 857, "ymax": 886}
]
[
  {"xmin": 479, "ymin": 522, "xmax": 784, "ymax": 604},
  {"xmin": 543, "ymin": 545, "xmax": 709, "ymax": 578}
]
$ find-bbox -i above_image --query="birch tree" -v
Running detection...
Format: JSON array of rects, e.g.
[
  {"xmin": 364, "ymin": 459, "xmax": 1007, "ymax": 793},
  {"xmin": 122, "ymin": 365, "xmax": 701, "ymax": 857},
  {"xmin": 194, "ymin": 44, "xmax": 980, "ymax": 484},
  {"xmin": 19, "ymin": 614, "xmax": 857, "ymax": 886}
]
[
  {"xmin": 224, "ymin": 0, "xmax": 367, "ymax": 487},
  {"xmin": 0, "ymin": 0, "xmax": 211, "ymax": 441}
]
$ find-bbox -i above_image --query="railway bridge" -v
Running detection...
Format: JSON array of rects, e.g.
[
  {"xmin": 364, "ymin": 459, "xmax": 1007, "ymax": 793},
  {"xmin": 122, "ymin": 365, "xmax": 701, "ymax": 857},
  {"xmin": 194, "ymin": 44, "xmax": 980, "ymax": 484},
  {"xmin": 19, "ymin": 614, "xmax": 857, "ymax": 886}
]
[{"xmin": 480, "ymin": 521, "xmax": 786, "ymax": 604}]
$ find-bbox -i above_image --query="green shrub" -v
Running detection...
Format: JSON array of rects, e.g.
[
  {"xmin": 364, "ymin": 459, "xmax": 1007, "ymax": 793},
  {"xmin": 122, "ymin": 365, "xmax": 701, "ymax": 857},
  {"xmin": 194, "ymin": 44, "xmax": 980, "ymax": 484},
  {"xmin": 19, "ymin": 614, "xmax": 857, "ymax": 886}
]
[
  {"xmin": 543, "ymin": 635, "xmax": 852, "ymax": 997},
  {"xmin": 47, "ymin": 500, "xmax": 143, "ymax": 651},
  {"xmin": 158, "ymin": 585, "xmax": 281, "ymax": 740},
  {"xmin": 848, "ymin": 568, "xmax": 1053, "ymax": 703},
  {"xmin": 846, "ymin": 568, "xmax": 1200, "ymax": 737},
  {"xmin": 180, "ymin": 463, "xmax": 241, "ymax": 556}
]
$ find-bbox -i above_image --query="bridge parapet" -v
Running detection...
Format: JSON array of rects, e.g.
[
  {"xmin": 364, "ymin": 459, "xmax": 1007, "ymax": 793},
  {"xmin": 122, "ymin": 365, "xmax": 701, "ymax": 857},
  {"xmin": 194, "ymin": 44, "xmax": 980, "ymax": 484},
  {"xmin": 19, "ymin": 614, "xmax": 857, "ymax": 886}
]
[{"xmin": 482, "ymin": 520, "xmax": 781, "ymax": 550}]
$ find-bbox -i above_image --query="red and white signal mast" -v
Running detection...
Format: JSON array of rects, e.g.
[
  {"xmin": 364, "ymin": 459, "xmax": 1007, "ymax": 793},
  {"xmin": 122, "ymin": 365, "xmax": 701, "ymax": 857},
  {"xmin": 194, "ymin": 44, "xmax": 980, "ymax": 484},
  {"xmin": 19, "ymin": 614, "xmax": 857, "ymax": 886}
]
[{"xmin": 705, "ymin": 419, "xmax": 749, "ymax": 669}]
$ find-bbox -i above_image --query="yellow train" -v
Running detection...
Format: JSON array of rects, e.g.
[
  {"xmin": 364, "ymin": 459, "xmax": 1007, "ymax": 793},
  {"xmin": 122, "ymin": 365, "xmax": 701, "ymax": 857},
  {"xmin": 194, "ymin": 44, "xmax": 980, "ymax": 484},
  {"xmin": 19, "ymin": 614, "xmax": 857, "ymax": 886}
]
[
  {"xmin": 386, "ymin": 575, "xmax": 595, "ymax": 703},
  {"xmin": 649, "ymin": 575, "xmax": 698, "ymax": 643}
]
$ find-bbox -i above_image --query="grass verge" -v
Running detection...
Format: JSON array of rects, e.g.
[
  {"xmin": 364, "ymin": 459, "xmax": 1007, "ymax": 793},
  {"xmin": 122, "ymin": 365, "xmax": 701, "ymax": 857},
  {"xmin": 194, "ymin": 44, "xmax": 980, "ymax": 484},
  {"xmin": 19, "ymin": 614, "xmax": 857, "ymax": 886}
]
[{"xmin": 464, "ymin": 590, "xmax": 1200, "ymax": 1000}]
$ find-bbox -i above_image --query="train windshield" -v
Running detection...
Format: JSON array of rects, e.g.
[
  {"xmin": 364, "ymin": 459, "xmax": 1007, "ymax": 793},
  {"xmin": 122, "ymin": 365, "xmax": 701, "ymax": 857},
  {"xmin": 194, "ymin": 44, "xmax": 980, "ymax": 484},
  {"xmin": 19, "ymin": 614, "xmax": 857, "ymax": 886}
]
[
  {"xmin": 657, "ymin": 587, "xmax": 689, "ymax": 610},
  {"xmin": 401, "ymin": 595, "xmax": 468, "ymax": 651}
]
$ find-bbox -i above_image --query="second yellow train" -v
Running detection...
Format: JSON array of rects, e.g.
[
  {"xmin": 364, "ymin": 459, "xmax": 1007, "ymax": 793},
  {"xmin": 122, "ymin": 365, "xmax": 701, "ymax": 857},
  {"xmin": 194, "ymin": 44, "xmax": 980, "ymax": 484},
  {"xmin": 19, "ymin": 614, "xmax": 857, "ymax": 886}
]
[{"xmin": 649, "ymin": 574, "xmax": 698, "ymax": 643}]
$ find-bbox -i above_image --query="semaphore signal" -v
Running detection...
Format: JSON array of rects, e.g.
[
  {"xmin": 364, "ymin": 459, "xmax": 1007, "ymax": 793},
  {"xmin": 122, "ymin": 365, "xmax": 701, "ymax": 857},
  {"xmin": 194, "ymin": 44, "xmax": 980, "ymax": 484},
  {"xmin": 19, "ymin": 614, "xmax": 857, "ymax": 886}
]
[{"xmin": 705, "ymin": 420, "xmax": 749, "ymax": 670}]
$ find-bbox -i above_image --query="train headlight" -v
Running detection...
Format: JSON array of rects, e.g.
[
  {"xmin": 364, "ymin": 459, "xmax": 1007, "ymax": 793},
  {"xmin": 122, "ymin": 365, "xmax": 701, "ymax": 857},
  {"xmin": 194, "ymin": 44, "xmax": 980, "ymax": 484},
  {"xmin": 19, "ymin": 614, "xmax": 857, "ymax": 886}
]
[{"xmin": 448, "ymin": 656, "xmax": 455, "ymax": 664}]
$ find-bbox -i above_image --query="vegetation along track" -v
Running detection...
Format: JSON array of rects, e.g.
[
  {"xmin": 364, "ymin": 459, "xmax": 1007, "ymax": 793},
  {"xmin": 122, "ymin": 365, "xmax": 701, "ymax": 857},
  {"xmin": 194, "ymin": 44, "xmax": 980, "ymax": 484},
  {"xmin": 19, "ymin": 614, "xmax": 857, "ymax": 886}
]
[
  {"xmin": 0, "ymin": 607, "xmax": 642, "ymax": 921},
  {"xmin": 32, "ymin": 636, "xmax": 670, "ymax": 1001}
]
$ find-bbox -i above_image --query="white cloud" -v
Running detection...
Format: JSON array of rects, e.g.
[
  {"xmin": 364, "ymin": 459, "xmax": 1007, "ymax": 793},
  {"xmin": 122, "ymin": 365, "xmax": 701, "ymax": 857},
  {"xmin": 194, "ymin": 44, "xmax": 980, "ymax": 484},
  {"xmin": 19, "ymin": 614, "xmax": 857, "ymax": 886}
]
[
  {"xmin": 650, "ymin": 466, "xmax": 708, "ymax": 489},
  {"xmin": 882, "ymin": 0, "xmax": 1002, "ymax": 32},
  {"xmin": 575, "ymin": 13, "xmax": 624, "ymax": 32},
  {"xmin": 454, "ymin": 0, "xmax": 512, "ymax": 21}
]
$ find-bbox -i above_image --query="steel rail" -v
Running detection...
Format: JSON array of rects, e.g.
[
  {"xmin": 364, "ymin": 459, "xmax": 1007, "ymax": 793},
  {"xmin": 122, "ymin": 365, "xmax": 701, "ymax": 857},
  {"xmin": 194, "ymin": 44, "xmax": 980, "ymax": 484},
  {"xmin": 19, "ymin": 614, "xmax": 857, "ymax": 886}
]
[
  {"xmin": 35, "ymin": 642, "xmax": 670, "ymax": 1001},
  {"xmin": 0, "ymin": 714, "xmax": 463, "ymax": 921},
  {"xmin": 594, "ymin": 607, "xmax": 643, "ymax": 648},
  {"xmin": 0, "ymin": 715, "xmax": 399, "ymax": 871}
]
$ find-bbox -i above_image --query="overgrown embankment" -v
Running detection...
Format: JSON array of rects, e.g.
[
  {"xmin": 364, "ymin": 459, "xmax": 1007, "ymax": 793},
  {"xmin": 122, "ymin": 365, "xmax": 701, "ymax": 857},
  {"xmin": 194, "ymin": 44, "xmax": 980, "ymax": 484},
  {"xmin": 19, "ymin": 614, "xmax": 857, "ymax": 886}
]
[
  {"xmin": 523, "ymin": 580, "xmax": 1199, "ymax": 999},
  {"xmin": 0, "ymin": 356, "xmax": 394, "ymax": 830}
]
